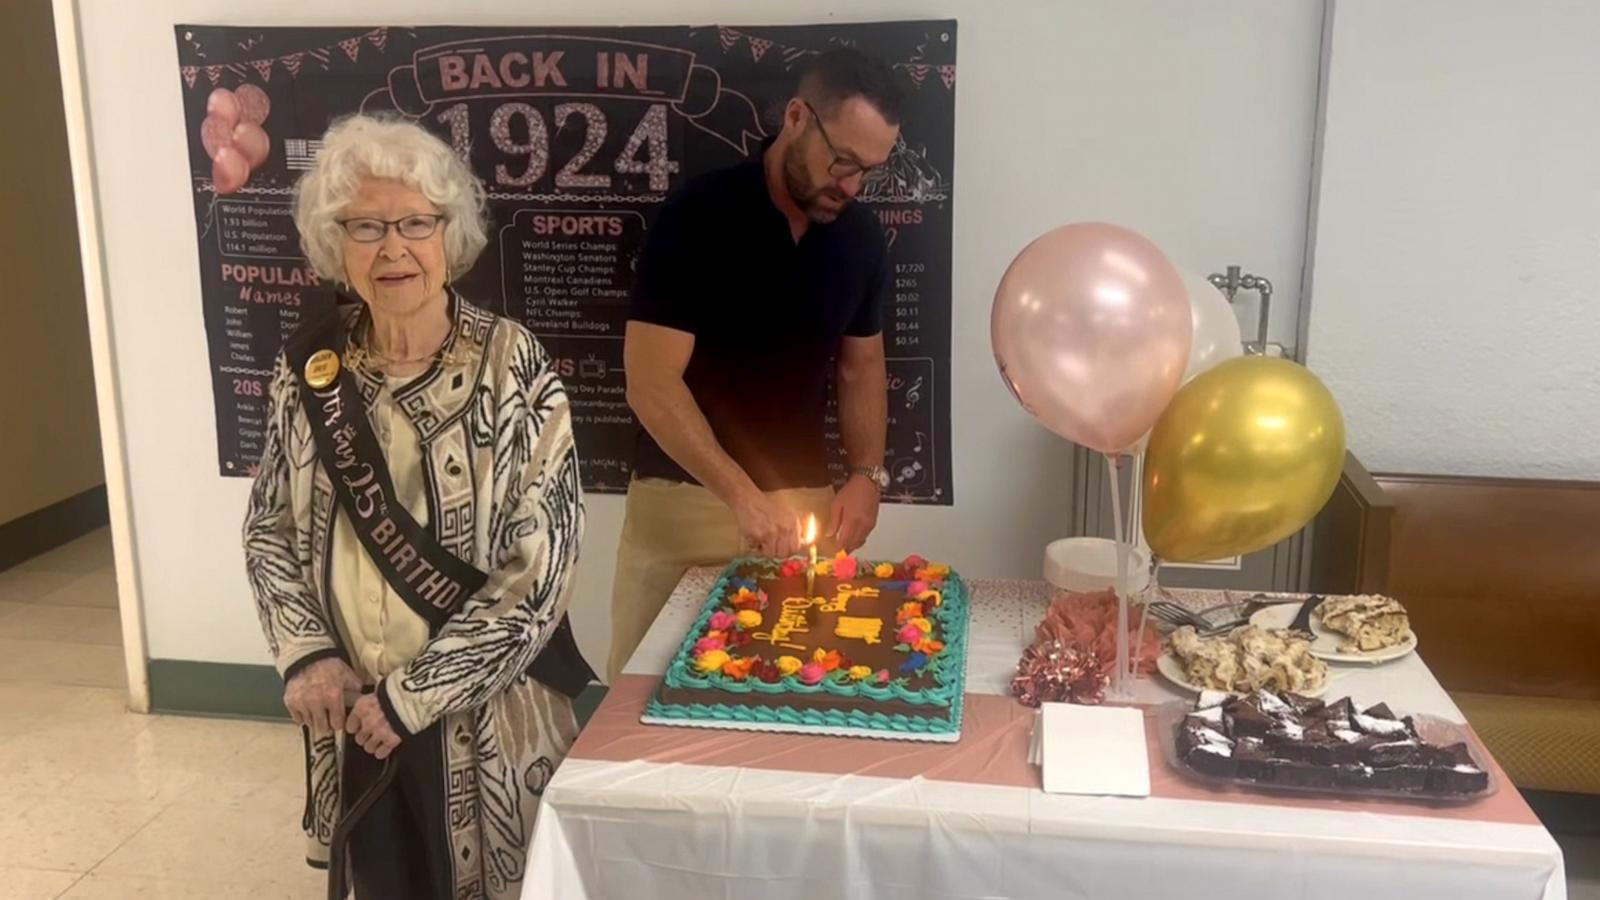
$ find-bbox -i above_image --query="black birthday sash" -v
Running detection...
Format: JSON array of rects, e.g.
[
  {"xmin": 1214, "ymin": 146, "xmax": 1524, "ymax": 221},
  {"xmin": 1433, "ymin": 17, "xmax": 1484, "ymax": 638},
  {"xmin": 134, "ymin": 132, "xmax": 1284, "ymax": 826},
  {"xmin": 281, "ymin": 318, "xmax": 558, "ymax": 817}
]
[{"xmin": 286, "ymin": 305, "xmax": 594, "ymax": 699}]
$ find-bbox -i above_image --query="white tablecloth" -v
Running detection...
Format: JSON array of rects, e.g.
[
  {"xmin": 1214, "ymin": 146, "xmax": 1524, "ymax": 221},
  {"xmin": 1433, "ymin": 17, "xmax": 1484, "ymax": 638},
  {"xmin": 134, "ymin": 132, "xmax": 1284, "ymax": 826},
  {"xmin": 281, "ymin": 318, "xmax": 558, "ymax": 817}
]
[{"xmin": 524, "ymin": 574, "xmax": 1568, "ymax": 900}]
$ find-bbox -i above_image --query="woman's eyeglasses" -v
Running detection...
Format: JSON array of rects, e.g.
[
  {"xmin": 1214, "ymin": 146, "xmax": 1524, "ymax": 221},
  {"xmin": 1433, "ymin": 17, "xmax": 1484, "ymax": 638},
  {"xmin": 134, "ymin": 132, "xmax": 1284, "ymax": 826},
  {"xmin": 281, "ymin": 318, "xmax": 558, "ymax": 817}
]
[{"xmin": 337, "ymin": 214, "xmax": 446, "ymax": 243}]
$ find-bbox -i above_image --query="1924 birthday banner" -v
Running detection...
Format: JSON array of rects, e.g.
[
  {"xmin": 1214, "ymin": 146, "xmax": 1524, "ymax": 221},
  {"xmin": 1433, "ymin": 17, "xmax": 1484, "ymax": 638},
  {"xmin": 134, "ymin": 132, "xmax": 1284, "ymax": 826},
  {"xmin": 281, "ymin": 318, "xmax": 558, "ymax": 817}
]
[{"xmin": 176, "ymin": 22, "xmax": 955, "ymax": 504}]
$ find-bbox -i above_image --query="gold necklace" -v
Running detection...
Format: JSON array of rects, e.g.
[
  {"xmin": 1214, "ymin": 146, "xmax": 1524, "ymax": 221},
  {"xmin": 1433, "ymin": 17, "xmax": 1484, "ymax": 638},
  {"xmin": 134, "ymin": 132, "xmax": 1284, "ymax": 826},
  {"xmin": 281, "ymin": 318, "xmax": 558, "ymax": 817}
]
[{"xmin": 349, "ymin": 321, "xmax": 460, "ymax": 372}]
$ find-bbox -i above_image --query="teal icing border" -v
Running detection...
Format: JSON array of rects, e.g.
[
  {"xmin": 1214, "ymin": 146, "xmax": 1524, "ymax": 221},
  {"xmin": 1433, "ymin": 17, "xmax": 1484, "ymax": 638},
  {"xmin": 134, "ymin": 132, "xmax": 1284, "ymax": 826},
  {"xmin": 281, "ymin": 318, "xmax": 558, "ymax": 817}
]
[{"xmin": 645, "ymin": 557, "xmax": 970, "ymax": 736}]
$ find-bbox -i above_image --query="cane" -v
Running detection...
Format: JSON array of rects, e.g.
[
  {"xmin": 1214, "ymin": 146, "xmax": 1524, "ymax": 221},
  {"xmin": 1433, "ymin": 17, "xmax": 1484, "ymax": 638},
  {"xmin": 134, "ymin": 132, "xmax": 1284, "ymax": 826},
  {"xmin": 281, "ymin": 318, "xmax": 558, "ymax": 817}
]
[{"xmin": 327, "ymin": 691, "xmax": 401, "ymax": 900}]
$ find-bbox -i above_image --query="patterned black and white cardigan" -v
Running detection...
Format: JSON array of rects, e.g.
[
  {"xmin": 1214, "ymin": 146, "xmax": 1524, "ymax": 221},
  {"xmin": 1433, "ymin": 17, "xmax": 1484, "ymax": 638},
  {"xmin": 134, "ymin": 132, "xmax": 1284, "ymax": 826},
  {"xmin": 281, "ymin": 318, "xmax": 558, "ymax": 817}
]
[{"xmin": 243, "ymin": 296, "xmax": 584, "ymax": 899}]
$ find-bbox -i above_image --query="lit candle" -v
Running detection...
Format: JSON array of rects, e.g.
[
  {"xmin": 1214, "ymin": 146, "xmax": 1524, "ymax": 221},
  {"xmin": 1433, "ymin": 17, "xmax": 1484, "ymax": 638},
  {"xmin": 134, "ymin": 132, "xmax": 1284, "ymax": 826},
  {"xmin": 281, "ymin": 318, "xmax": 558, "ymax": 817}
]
[{"xmin": 803, "ymin": 514, "xmax": 818, "ymax": 598}]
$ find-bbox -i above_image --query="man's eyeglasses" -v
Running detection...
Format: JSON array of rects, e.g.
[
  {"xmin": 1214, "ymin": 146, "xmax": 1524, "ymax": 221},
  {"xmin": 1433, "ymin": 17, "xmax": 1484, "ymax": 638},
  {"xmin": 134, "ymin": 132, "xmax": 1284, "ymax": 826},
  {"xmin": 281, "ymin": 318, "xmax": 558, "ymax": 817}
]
[
  {"xmin": 804, "ymin": 101, "xmax": 885, "ymax": 180},
  {"xmin": 337, "ymin": 214, "xmax": 446, "ymax": 243}
]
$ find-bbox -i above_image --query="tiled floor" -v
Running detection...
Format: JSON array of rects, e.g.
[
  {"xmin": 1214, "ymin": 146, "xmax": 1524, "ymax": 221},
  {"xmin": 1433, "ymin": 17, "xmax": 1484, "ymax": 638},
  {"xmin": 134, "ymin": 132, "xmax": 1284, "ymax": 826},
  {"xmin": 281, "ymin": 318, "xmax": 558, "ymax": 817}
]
[
  {"xmin": 0, "ymin": 528, "xmax": 1595, "ymax": 899},
  {"xmin": 0, "ymin": 530, "xmax": 323, "ymax": 899}
]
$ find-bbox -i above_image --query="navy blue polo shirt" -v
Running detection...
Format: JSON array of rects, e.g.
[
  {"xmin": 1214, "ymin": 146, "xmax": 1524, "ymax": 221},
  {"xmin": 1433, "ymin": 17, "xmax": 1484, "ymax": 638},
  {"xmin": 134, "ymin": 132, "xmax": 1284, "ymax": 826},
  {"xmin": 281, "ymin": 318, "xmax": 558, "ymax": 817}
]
[{"xmin": 628, "ymin": 147, "xmax": 888, "ymax": 490}]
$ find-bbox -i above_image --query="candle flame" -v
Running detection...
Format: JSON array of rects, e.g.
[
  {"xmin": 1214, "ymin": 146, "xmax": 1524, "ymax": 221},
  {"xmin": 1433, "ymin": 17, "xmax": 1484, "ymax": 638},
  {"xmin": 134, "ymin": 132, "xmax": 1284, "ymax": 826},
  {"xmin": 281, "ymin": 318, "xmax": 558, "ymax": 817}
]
[{"xmin": 802, "ymin": 514, "xmax": 817, "ymax": 546}]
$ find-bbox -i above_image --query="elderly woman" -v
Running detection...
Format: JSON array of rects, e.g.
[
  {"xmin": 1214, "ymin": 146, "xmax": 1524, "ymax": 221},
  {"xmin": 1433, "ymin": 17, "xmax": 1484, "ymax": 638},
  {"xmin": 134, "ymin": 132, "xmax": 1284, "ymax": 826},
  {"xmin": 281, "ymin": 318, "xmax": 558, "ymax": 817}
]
[{"xmin": 243, "ymin": 114, "xmax": 593, "ymax": 900}]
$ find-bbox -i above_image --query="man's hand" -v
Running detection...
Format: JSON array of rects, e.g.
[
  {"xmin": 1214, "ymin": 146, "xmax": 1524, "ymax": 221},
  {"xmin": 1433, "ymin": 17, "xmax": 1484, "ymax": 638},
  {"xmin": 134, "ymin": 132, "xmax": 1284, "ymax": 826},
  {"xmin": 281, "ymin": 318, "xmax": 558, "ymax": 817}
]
[
  {"xmin": 734, "ymin": 492, "xmax": 802, "ymax": 558},
  {"xmin": 283, "ymin": 657, "xmax": 361, "ymax": 736},
  {"xmin": 828, "ymin": 475, "xmax": 880, "ymax": 553},
  {"xmin": 346, "ymin": 693, "xmax": 403, "ymax": 760}
]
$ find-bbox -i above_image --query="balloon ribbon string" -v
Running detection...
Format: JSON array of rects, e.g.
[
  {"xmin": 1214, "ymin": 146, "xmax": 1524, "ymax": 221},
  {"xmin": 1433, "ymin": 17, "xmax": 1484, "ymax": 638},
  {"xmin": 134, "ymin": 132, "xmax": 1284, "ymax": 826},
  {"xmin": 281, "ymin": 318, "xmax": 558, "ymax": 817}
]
[{"xmin": 1106, "ymin": 452, "xmax": 1132, "ymax": 694}]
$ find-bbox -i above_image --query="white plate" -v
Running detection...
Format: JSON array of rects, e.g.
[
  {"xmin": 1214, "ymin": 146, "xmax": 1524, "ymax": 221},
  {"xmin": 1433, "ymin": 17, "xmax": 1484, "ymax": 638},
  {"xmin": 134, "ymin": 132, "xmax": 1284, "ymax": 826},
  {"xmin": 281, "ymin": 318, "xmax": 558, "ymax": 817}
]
[
  {"xmin": 1248, "ymin": 602, "xmax": 1418, "ymax": 664},
  {"xmin": 1155, "ymin": 651, "xmax": 1328, "ymax": 698}
]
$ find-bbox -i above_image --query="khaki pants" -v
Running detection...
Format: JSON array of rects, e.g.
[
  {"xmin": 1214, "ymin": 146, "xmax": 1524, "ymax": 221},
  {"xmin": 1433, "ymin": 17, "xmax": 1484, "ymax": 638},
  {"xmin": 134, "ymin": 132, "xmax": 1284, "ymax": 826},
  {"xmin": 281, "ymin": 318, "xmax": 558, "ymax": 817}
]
[{"xmin": 606, "ymin": 477, "xmax": 835, "ymax": 682}]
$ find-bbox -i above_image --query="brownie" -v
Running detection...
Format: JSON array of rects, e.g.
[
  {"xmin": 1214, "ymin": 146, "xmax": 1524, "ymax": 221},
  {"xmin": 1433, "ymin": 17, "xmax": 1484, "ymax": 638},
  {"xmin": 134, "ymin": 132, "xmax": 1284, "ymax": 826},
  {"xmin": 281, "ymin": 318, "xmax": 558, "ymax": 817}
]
[
  {"xmin": 1426, "ymin": 765, "xmax": 1489, "ymax": 794},
  {"xmin": 1270, "ymin": 759, "xmax": 1337, "ymax": 789},
  {"xmin": 1231, "ymin": 738, "xmax": 1275, "ymax": 781},
  {"xmin": 1174, "ymin": 688, "xmax": 1489, "ymax": 798},
  {"xmin": 1333, "ymin": 764, "xmax": 1376, "ymax": 789},
  {"xmin": 1180, "ymin": 719, "xmax": 1232, "ymax": 753},
  {"xmin": 1186, "ymin": 743, "xmax": 1238, "ymax": 778},
  {"xmin": 1285, "ymin": 692, "xmax": 1326, "ymax": 717},
  {"xmin": 1365, "ymin": 739, "xmax": 1426, "ymax": 767},
  {"xmin": 1353, "ymin": 712, "xmax": 1411, "ymax": 738},
  {"xmin": 1370, "ymin": 765, "xmax": 1429, "ymax": 792},
  {"xmin": 1318, "ymin": 697, "xmax": 1357, "ymax": 723},
  {"xmin": 1225, "ymin": 700, "xmax": 1276, "ymax": 738},
  {"xmin": 1248, "ymin": 689, "xmax": 1297, "ymax": 718},
  {"xmin": 1307, "ymin": 733, "xmax": 1369, "ymax": 766},
  {"xmin": 1429, "ymin": 741, "xmax": 1476, "ymax": 768}
]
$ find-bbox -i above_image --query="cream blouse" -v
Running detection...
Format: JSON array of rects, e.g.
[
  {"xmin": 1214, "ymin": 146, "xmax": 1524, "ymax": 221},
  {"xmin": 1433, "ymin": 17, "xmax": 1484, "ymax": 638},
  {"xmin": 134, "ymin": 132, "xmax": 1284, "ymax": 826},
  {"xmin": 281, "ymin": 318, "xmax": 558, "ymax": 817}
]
[{"xmin": 330, "ymin": 377, "xmax": 429, "ymax": 682}]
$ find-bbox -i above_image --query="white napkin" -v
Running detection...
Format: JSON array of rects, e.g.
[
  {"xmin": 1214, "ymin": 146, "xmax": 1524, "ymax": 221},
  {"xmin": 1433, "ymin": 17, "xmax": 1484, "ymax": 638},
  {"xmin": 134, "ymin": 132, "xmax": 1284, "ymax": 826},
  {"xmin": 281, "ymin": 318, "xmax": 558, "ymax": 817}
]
[{"xmin": 1039, "ymin": 702, "xmax": 1150, "ymax": 797}]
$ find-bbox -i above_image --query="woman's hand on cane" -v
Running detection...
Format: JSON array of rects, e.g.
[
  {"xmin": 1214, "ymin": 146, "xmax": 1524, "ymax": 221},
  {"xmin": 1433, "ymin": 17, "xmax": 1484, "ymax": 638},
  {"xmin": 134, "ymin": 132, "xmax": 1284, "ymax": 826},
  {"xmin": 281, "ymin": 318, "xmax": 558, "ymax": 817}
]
[
  {"xmin": 284, "ymin": 657, "xmax": 362, "ymax": 736},
  {"xmin": 347, "ymin": 693, "xmax": 403, "ymax": 759}
]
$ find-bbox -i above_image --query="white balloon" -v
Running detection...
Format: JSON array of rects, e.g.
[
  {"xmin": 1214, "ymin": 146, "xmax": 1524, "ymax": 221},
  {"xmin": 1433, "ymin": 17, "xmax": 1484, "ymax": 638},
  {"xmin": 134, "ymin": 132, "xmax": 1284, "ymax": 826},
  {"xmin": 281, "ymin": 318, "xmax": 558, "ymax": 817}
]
[
  {"xmin": 1182, "ymin": 271, "xmax": 1244, "ymax": 381},
  {"xmin": 1129, "ymin": 272, "xmax": 1245, "ymax": 454}
]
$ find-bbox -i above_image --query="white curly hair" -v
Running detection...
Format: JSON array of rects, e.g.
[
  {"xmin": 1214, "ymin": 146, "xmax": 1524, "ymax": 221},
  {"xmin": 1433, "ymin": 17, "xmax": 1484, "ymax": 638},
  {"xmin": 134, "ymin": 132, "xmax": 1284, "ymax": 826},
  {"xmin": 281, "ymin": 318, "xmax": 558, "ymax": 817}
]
[{"xmin": 292, "ymin": 114, "xmax": 488, "ymax": 281}]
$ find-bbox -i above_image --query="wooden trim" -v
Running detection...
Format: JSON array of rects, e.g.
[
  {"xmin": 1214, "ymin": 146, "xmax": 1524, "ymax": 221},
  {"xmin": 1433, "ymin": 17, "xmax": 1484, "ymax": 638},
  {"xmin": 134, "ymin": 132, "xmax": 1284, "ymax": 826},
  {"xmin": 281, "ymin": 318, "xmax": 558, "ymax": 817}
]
[
  {"xmin": 0, "ymin": 485, "xmax": 108, "ymax": 572},
  {"xmin": 51, "ymin": 0, "xmax": 150, "ymax": 712},
  {"xmin": 1308, "ymin": 451, "xmax": 1394, "ymax": 595},
  {"xmin": 1372, "ymin": 471, "xmax": 1600, "ymax": 493}
]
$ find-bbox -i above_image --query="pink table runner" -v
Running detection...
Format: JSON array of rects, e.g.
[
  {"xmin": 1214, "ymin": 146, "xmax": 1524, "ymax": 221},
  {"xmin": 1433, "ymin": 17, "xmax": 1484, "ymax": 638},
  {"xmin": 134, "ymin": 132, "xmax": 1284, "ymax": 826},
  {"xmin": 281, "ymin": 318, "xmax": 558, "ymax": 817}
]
[{"xmin": 573, "ymin": 674, "xmax": 1539, "ymax": 827}]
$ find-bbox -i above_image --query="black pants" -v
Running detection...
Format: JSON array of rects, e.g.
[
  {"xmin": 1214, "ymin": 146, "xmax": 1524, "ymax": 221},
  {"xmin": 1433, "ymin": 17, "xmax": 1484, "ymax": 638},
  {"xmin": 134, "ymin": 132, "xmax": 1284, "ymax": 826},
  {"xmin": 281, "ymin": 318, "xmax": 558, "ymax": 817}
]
[{"xmin": 341, "ymin": 723, "xmax": 455, "ymax": 900}]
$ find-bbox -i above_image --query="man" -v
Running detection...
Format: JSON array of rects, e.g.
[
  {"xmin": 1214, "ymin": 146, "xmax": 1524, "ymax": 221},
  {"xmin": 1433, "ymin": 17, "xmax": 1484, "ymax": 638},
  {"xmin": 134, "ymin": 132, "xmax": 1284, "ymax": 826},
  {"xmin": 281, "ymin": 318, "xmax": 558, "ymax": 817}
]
[{"xmin": 609, "ymin": 48, "xmax": 902, "ymax": 680}]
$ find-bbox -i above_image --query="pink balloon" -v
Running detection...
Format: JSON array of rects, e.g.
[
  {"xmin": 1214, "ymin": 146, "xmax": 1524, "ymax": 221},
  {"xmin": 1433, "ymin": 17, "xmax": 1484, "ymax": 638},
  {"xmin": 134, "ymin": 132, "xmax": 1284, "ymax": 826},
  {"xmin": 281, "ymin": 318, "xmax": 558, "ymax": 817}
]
[
  {"xmin": 234, "ymin": 83, "xmax": 271, "ymax": 125},
  {"xmin": 992, "ymin": 223, "xmax": 1192, "ymax": 454},
  {"xmin": 212, "ymin": 146, "xmax": 250, "ymax": 195},
  {"xmin": 200, "ymin": 114, "xmax": 234, "ymax": 160},
  {"xmin": 232, "ymin": 121, "xmax": 270, "ymax": 167},
  {"xmin": 206, "ymin": 88, "xmax": 240, "ymax": 128}
]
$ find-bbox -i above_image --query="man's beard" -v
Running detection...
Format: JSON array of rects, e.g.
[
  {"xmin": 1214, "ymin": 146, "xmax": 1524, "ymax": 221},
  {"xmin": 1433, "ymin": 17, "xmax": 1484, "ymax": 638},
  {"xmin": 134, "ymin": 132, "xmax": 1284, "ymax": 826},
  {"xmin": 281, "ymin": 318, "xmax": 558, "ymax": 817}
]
[{"xmin": 783, "ymin": 144, "xmax": 850, "ymax": 224}]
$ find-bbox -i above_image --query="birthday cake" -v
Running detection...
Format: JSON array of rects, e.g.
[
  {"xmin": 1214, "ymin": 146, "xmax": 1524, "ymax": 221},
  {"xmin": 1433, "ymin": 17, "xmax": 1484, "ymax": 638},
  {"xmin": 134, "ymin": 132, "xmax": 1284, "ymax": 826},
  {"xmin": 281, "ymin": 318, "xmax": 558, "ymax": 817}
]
[{"xmin": 641, "ymin": 554, "xmax": 969, "ymax": 742}]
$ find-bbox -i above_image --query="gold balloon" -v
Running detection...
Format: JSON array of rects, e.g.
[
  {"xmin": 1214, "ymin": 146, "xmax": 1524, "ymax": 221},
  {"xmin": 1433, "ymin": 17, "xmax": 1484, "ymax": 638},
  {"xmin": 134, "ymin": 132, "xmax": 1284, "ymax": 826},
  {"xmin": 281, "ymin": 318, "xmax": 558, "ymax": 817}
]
[{"xmin": 1141, "ymin": 357, "xmax": 1346, "ymax": 563}]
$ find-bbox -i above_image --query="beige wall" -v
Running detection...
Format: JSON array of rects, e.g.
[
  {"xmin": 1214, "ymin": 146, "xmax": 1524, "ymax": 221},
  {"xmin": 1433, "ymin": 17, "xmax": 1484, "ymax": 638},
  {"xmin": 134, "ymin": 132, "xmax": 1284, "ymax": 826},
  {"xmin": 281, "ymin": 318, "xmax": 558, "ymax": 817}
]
[{"xmin": 0, "ymin": 0, "xmax": 104, "ymax": 524}]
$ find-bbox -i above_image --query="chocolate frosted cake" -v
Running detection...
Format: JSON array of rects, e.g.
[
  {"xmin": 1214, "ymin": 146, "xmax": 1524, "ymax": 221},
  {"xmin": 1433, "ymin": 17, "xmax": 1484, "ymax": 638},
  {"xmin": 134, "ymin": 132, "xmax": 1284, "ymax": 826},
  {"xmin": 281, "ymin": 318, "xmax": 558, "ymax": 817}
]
[
  {"xmin": 1172, "ymin": 689, "xmax": 1491, "ymax": 798},
  {"xmin": 642, "ymin": 554, "xmax": 969, "ymax": 741}
]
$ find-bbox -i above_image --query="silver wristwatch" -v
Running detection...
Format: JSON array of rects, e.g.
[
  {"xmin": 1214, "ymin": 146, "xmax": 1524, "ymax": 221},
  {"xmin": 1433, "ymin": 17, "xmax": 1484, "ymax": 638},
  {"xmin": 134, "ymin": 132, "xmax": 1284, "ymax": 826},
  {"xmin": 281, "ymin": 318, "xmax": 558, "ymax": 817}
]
[{"xmin": 851, "ymin": 464, "xmax": 890, "ymax": 493}]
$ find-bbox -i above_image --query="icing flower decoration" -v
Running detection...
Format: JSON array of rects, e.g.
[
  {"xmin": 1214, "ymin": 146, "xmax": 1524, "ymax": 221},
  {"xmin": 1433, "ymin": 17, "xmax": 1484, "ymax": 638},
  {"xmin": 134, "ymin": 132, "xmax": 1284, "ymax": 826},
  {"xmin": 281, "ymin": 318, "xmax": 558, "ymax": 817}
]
[
  {"xmin": 695, "ymin": 649, "xmax": 731, "ymax": 674},
  {"xmin": 874, "ymin": 562, "xmax": 895, "ymax": 578},
  {"xmin": 812, "ymin": 558, "xmax": 832, "ymax": 577},
  {"xmin": 847, "ymin": 665, "xmax": 873, "ymax": 681},
  {"xmin": 730, "ymin": 587, "xmax": 765, "ymax": 610},
  {"xmin": 735, "ymin": 609, "xmax": 763, "ymax": 629},
  {"xmin": 914, "ymin": 638, "xmax": 945, "ymax": 655},
  {"xmin": 899, "ymin": 651, "xmax": 929, "ymax": 675},
  {"xmin": 909, "ymin": 617, "xmax": 933, "ymax": 634},
  {"xmin": 797, "ymin": 663, "xmax": 826, "ymax": 685},
  {"xmin": 729, "ymin": 629, "xmax": 754, "ymax": 648},
  {"xmin": 729, "ymin": 577, "xmax": 757, "ymax": 593},
  {"xmin": 906, "ymin": 580, "xmax": 928, "ymax": 597},
  {"xmin": 896, "ymin": 601, "xmax": 924, "ymax": 625},
  {"xmin": 693, "ymin": 635, "xmax": 726, "ymax": 655},
  {"xmin": 708, "ymin": 611, "xmax": 735, "ymax": 631},
  {"xmin": 918, "ymin": 589, "xmax": 943, "ymax": 608},
  {"xmin": 916, "ymin": 563, "xmax": 951, "ymax": 581},
  {"xmin": 775, "ymin": 655, "xmax": 804, "ymax": 676},
  {"xmin": 875, "ymin": 669, "xmax": 892, "ymax": 684},
  {"xmin": 832, "ymin": 553, "xmax": 858, "ymax": 580},
  {"xmin": 902, "ymin": 554, "xmax": 929, "ymax": 575},
  {"xmin": 779, "ymin": 558, "xmax": 806, "ymax": 578},
  {"xmin": 896, "ymin": 623, "xmax": 924, "ymax": 645},
  {"xmin": 722, "ymin": 657, "xmax": 756, "ymax": 681},
  {"xmin": 752, "ymin": 659, "xmax": 782, "ymax": 683},
  {"xmin": 812, "ymin": 648, "xmax": 844, "ymax": 672}
]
